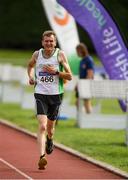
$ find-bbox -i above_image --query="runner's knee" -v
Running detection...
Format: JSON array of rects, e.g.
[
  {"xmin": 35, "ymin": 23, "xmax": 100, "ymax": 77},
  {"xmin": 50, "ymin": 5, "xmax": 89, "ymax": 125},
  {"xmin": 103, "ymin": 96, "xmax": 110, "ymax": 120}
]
[
  {"xmin": 37, "ymin": 116, "xmax": 47, "ymax": 133},
  {"xmin": 39, "ymin": 123, "xmax": 47, "ymax": 132}
]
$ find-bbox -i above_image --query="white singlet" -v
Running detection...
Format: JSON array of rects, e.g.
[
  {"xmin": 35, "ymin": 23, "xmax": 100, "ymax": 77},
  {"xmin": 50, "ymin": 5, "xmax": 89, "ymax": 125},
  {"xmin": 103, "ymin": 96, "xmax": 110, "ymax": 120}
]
[{"xmin": 35, "ymin": 48, "xmax": 64, "ymax": 95}]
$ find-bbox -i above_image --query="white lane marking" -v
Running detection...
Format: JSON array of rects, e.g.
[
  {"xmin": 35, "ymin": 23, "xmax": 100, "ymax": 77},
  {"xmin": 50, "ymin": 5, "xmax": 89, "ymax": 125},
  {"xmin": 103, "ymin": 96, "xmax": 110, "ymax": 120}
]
[{"xmin": 0, "ymin": 158, "xmax": 33, "ymax": 180}]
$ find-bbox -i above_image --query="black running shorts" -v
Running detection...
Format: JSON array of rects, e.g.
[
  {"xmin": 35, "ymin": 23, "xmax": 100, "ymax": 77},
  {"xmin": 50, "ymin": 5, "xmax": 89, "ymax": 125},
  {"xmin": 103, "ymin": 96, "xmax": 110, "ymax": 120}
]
[{"xmin": 34, "ymin": 93, "xmax": 63, "ymax": 121}]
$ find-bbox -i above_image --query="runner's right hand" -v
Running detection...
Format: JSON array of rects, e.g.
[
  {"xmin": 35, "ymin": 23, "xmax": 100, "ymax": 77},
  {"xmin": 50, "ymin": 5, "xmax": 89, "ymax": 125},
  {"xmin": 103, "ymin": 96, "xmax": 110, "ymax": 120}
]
[{"xmin": 29, "ymin": 77, "xmax": 35, "ymax": 85}]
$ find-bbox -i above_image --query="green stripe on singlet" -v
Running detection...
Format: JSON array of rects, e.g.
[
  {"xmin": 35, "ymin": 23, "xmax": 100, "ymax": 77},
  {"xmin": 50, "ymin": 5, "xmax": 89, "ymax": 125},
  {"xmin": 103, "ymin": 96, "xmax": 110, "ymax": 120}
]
[
  {"xmin": 56, "ymin": 48, "xmax": 64, "ymax": 94},
  {"xmin": 59, "ymin": 63, "xmax": 64, "ymax": 94}
]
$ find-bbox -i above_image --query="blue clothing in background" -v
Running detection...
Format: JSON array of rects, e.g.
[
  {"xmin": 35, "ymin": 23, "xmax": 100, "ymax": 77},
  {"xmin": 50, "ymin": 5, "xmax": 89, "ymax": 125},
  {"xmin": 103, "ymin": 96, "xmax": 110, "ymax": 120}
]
[{"xmin": 79, "ymin": 56, "xmax": 94, "ymax": 79}]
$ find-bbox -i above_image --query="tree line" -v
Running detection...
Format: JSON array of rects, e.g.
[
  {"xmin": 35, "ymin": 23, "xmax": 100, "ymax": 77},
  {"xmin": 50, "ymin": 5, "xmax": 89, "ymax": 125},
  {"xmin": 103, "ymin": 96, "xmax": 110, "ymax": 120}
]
[{"xmin": 0, "ymin": 0, "xmax": 127, "ymax": 52}]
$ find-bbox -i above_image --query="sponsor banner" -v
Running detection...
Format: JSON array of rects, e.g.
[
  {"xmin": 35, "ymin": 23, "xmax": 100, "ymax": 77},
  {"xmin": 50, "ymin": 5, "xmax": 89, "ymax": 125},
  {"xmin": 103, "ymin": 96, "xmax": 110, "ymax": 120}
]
[
  {"xmin": 57, "ymin": 0, "xmax": 128, "ymax": 111},
  {"xmin": 41, "ymin": 0, "xmax": 79, "ymax": 58}
]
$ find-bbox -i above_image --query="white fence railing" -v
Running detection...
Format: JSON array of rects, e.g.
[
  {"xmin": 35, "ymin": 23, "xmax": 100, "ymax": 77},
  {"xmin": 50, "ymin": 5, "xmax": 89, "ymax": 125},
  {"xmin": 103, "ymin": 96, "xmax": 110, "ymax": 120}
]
[
  {"xmin": 0, "ymin": 64, "xmax": 78, "ymax": 118},
  {"xmin": 78, "ymin": 79, "xmax": 128, "ymax": 146},
  {"xmin": 1, "ymin": 64, "xmax": 128, "ymax": 145},
  {"xmin": 0, "ymin": 64, "xmax": 28, "ymax": 103}
]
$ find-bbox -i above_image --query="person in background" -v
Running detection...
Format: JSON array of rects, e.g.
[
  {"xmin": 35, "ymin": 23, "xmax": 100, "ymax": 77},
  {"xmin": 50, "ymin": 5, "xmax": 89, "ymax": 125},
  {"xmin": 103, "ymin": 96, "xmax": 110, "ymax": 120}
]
[
  {"xmin": 75, "ymin": 43, "xmax": 94, "ymax": 113},
  {"xmin": 27, "ymin": 30, "xmax": 72, "ymax": 170}
]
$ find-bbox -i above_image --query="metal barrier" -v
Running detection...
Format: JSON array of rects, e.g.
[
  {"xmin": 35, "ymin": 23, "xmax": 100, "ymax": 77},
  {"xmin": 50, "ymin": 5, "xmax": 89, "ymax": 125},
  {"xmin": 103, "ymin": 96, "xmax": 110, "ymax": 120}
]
[
  {"xmin": 0, "ymin": 64, "xmax": 28, "ymax": 103},
  {"xmin": 78, "ymin": 79, "xmax": 128, "ymax": 145}
]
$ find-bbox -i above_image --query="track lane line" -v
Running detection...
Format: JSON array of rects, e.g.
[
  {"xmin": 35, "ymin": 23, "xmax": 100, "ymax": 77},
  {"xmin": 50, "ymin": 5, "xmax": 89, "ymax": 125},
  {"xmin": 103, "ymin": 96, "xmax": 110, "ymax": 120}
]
[
  {"xmin": 0, "ymin": 158, "xmax": 33, "ymax": 180},
  {"xmin": 1, "ymin": 119, "xmax": 128, "ymax": 178}
]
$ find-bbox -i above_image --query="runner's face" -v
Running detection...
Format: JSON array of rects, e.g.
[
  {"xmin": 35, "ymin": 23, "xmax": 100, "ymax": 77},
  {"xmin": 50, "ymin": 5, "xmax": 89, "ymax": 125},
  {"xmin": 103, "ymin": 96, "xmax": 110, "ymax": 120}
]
[{"xmin": 42, "ymin": 35, "xmax": 56, "ymax": 51}]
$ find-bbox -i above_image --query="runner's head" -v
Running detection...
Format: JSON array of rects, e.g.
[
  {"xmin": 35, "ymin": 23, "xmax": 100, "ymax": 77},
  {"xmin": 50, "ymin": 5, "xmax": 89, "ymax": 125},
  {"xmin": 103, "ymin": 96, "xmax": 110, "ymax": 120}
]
[{"xmin": 42, "ymin": 30, "xmax": 57, "ymax": 50}]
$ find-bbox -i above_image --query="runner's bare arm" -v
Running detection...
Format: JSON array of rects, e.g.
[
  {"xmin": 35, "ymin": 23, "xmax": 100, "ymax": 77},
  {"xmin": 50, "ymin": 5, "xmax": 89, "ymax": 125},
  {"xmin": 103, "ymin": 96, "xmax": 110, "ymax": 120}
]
[
  {"xmin": 27, "ymin": 51, "xmax": 38, "ymax": 85},
  {"xmin": 58, "ymin": 51, "xmax": 72, "ymax": 81},
  {"xmin": 43, "ymin": 50, "xmax": 72, "ymax": 81}
]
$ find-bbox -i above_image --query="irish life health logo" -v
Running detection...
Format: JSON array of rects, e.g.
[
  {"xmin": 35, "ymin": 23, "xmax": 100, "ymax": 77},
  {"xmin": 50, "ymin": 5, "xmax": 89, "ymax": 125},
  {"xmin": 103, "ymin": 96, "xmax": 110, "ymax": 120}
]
[
  {"xmin": 53, "ymin": 3, "xmax": 69, "ymax": 26},
  {"xmin": 76, "ymin": 0, "xmax": 107, "ymax": 29}
]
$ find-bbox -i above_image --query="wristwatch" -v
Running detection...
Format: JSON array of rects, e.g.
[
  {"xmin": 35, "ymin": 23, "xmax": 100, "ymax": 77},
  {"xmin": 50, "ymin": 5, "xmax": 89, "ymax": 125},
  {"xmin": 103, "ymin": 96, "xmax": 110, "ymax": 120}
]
[{"xmin": 56, "ymin": 70, "xmax": 60, "ymax": 75}]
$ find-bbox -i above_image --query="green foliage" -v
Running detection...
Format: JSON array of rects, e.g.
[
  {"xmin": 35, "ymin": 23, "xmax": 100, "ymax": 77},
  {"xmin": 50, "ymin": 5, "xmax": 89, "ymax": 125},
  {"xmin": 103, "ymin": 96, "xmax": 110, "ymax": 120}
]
[
  {"xmin": 0, "ymin": 0, "xmax": 50, "ymax": 49},
  {"xmin": 100, "ymin": 0, "xmax": 128, "ymax": 47},
  {"xmin": 0, "ymin": 1, "xmax": 127, "ymax": 51}
]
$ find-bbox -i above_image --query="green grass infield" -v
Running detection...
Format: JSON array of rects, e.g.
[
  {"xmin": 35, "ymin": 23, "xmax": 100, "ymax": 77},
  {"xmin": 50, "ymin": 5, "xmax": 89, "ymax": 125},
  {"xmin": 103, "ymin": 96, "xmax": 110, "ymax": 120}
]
[{"xmin": 0, "ymin": 102, "xmax": 128, "ymax": 173}]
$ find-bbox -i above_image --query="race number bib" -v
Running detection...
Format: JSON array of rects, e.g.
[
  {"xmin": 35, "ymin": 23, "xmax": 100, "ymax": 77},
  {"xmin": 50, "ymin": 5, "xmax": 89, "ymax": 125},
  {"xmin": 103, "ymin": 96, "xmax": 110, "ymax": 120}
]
[
  {"xmin": 38, "ymin": 72, "xmax": 55, "ymax": 84},
  {"xmin": 40, "ymin": 75, "xmax": 54, "ymax": 83}
]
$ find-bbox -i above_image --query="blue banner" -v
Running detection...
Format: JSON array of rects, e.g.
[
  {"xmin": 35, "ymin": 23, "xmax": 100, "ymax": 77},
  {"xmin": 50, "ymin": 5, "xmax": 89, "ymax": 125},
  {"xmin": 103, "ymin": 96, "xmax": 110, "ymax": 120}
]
[{"xmin": 57, "ymin": 0, "xmax": 128, "ymax": 111}]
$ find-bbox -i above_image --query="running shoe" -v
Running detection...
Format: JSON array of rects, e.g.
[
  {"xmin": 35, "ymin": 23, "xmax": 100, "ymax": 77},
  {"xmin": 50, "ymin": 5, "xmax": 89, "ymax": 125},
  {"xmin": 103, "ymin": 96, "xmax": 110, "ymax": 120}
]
[
  {"xmin": 38, "ymin": 155, "xmax": 47, "ymax": 170},
  {"xmin": 46, "ymin": 135, "xmax": 54, "ymax": 154}
]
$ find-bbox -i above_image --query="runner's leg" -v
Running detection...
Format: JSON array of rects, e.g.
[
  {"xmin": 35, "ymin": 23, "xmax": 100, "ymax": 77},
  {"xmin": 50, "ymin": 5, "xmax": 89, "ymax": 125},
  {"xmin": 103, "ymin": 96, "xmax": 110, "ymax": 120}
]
[{"xmin": 37, "ymin": 115, "xmax": 47, "ymax": 156}]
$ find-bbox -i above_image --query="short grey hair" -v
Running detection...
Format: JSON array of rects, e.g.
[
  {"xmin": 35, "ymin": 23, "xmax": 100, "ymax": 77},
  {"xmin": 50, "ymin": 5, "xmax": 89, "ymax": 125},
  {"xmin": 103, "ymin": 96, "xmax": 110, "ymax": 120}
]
[{"xmin": 42, "ymin": 30, "xmax": 57, "ymax": 40}]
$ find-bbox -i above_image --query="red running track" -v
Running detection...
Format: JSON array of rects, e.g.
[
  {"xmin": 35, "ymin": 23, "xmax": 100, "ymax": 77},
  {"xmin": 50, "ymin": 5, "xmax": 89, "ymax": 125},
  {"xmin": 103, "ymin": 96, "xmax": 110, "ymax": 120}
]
[{"xmin": 0, "ymin": 123, "xmax": 125, "ymax": 179}]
